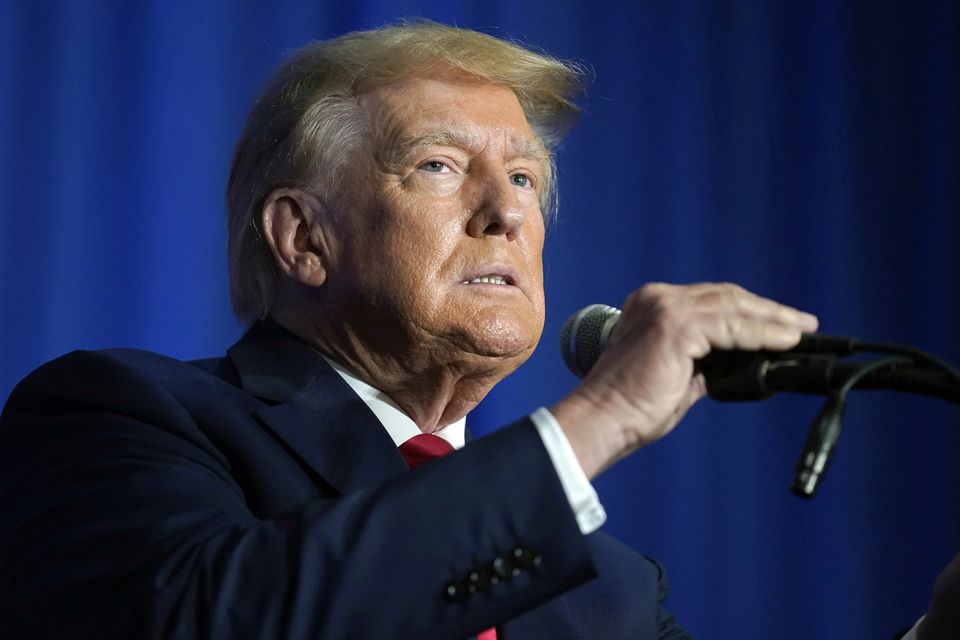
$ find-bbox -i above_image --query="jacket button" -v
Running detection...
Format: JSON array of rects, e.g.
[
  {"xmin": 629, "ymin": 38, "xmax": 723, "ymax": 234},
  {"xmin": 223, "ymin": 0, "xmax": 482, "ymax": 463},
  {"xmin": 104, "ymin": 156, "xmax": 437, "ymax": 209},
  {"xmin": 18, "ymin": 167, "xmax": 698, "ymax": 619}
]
[
  {"xmin": 512, "ymin": 545, "xmax": 542, "ymax": 569},
  {"xmin": 468, "ymin": 566, "xmax": 497, "ymax": 592},
  {"xmin": 493, "ymin": 555, "xmax": 520, "ymax": 579},
  {"xmin": 444, "ymin": 579, "xmax": 469, "ymax": 602}
]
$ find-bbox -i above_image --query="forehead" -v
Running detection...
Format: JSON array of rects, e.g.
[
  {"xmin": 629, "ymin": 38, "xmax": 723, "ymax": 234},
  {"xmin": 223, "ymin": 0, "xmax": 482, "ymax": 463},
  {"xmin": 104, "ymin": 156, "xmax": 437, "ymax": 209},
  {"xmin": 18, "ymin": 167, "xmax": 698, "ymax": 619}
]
[{"xmin": 357, "ymin": 71, "xmax": 541, "ymax": 156}]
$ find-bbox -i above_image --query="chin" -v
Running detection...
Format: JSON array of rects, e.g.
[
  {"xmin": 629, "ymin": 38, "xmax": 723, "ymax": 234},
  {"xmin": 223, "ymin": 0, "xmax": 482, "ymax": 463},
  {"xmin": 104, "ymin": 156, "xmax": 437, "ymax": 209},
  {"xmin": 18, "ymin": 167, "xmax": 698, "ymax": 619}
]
[{"xmin": 457, "ymin": 308, "xmax": 543, "ymax": 361}]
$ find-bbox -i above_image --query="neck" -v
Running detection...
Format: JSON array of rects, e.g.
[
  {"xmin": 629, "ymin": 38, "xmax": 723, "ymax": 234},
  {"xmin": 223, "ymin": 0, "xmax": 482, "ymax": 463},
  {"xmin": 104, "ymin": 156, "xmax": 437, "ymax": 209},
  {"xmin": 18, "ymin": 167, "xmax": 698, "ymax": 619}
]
[{"xmin": 271, "ymin": 306, "xmax": 523, "ymax": 433}]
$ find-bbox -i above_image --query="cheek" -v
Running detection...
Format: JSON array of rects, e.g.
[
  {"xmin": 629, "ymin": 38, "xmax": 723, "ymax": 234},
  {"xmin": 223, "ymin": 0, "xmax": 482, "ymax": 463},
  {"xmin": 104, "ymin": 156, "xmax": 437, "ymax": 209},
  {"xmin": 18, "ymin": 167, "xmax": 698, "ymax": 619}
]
[
  {"xmin": 372, "ymin": 205, "xmax": 463, "ymax": 297},
  {"xmin": 525, "ymin": 224, "xmax": 547, "ymax": 301}
]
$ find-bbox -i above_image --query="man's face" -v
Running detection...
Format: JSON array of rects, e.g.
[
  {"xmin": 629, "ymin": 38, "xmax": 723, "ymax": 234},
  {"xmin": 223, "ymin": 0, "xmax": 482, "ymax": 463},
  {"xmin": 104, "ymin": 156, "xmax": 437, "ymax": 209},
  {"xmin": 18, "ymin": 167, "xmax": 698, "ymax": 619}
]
[{"xmin": 324, "ymin": 71, "xmax": 547, "ymax": 368}]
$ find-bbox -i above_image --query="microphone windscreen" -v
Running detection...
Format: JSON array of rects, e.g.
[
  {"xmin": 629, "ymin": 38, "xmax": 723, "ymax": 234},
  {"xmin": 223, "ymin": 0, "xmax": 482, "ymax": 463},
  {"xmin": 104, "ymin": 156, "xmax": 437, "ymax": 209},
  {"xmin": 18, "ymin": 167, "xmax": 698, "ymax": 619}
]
[{"xmin": 560, "ymin": 304, "xmax": 621, "ymax": 377}]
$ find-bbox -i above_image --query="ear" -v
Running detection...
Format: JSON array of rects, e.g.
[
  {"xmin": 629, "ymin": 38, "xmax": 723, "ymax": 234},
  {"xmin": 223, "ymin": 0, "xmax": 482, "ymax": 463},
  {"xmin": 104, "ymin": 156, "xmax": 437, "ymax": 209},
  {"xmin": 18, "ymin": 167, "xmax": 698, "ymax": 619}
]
[{"xmin": 261, "ymin": 187, "xmax": 332, "ymax": 288}]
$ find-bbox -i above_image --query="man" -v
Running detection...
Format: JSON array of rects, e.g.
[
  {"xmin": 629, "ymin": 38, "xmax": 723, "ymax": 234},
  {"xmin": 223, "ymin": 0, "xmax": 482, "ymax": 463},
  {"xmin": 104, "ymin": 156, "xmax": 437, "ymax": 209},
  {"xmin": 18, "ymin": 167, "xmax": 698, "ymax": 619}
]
[{"xmin": 0, "ymin": 21, "xmax": 941, "ymax": 639}]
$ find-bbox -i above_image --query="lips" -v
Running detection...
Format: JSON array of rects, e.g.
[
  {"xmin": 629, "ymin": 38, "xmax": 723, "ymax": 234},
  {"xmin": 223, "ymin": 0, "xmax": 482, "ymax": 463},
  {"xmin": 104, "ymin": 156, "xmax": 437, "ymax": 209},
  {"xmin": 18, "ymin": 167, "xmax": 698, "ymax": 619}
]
[
  {"xmin": 462, "ymin": 274, "xmax": 512, "ymax": 285},
  {"xmin": 459, "ymin": 265, "xmax": 519, "ymax": 287}
]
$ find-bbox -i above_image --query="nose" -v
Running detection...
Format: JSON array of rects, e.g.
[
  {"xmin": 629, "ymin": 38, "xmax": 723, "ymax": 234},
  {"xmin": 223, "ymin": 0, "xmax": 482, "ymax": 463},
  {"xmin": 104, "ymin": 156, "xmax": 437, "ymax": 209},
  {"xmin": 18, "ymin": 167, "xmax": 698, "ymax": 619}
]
[{"xmin": 465, "ymin": 171, "xmax": 526, "ymax": 240}]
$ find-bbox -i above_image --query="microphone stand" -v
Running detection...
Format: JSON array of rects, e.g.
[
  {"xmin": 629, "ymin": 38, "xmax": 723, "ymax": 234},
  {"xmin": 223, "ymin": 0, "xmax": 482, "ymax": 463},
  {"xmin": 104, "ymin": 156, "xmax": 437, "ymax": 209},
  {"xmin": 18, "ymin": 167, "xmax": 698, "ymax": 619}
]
[{"xmin": 698, "ymin": 337, "xmax": 960, "ymax": 497}]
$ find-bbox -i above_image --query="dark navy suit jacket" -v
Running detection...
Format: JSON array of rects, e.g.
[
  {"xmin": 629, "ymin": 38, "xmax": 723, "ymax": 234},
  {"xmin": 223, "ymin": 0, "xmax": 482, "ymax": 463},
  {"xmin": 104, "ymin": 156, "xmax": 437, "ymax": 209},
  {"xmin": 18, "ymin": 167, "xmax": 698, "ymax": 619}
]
[{"xmin": 0, "ymin": 321, "xmax": 690, "ymax": 639}]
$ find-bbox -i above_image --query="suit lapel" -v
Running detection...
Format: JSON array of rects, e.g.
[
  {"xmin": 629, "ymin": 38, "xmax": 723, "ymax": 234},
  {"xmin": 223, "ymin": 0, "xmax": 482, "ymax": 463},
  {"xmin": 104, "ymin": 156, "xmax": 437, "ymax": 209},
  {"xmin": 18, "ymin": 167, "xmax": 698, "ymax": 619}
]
[{"xmin": 227, "ymin": 320, "xmax": 408, "ymax": 495}]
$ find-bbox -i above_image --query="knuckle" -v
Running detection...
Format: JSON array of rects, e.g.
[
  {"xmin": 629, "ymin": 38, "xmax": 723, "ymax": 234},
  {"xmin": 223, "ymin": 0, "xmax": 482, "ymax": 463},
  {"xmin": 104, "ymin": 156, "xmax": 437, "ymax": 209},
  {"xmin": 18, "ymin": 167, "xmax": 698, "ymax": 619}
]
[
  {"xmin": 635, "ymin": 282, "xmax": 668, "ymax": 299},
  {"xmin": 722, "ymin": 283, "xmax": 745, "ymax": 305},
  {"xmin": 627, "ymin": 283, "xmax": 668, "ymax": 311}
]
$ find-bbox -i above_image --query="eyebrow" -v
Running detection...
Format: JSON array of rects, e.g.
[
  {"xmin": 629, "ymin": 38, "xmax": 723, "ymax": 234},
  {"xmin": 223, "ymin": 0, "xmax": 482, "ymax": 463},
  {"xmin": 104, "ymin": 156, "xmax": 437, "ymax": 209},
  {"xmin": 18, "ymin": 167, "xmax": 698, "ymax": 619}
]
[{"xmin": 379, "ymin": 124, "xmax": 551, "ymax": 172}]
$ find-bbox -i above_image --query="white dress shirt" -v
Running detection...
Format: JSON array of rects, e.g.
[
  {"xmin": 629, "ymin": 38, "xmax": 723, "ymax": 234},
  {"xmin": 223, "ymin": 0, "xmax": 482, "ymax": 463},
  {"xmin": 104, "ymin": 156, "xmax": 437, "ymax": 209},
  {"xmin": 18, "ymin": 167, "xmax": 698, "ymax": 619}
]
[{"xmin": 324, "ymin": 356, "xmax": 606, "ymax": 534}]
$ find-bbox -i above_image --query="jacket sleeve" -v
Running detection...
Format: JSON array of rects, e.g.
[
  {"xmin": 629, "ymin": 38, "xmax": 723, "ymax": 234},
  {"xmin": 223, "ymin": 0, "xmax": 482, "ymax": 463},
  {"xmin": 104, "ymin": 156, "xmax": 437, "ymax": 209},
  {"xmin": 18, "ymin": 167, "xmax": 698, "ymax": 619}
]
[{"xmin": 0, "ymin": 350, "xmax": 596, "ymax": 640}]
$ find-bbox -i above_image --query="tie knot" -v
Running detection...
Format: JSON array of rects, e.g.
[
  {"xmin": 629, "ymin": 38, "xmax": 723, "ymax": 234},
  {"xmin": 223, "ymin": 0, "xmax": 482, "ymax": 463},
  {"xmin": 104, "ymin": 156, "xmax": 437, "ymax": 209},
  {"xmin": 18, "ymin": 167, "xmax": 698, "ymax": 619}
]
[{"xmin": 398, "ymin": 433, "xmax": 455, "ymax": 469}]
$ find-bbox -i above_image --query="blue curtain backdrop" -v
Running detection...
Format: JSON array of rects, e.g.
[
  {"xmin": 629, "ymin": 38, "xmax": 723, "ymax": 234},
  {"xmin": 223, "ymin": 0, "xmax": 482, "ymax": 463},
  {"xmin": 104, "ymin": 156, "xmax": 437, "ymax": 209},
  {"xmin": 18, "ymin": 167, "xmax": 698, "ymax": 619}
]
[{"xmin": 2, "ymin": 1, "xmax": 958, "ymax": 638}]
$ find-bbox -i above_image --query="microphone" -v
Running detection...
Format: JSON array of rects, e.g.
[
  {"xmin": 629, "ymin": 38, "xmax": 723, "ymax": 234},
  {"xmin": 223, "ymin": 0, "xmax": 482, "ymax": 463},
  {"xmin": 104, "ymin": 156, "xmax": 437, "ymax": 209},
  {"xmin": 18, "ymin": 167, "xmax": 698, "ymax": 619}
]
[
  {"xmin": 560, "ymin": 304, "xmax": 622, "ymax": 378},
  {"xmin": 560, "ymin": 304, "xmax": 959, "ymax": 401},
  {"xmin": 560, "ymin": 303, "xmax": 960, "ymax": 498},
  {"xmin": 560, "ymin": 303, "xmax": 856, "ymax": 385}
]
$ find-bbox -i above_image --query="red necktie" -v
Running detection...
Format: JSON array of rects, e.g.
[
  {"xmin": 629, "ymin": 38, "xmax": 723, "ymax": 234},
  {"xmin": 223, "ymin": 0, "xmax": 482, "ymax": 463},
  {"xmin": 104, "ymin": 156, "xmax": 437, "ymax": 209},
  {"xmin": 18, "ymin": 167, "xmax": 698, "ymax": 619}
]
[
  {"xmin": 397, "ymin": 434, "xmax": 498, "ymax": 640},
  {"xmin": 397, "ymin": 433, "xmax": 455, "ymax": 468}
]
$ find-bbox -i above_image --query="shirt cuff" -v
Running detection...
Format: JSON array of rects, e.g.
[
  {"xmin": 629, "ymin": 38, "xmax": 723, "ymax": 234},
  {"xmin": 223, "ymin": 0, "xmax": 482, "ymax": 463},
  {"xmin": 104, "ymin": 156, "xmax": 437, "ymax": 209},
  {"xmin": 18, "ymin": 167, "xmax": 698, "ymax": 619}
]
[
  {"xmin": 529, "ymin": 406, "xmax": 607, "ymax": 534},
  {"xmin": 899, "ymin": 616, "xmax": 924, "ymax": 640}
]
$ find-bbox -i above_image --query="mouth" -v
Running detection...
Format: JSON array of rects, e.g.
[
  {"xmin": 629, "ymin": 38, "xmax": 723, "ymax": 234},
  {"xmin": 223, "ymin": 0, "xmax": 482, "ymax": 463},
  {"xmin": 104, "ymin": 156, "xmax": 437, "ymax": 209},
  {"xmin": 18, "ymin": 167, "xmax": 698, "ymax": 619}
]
[
  {"xmin": 461, "ymin": 274, "xmax": 515, "ymax": 286},
  {"xmin": 459, "ymin": 263, "xmax": 522, "ymax": 290}
]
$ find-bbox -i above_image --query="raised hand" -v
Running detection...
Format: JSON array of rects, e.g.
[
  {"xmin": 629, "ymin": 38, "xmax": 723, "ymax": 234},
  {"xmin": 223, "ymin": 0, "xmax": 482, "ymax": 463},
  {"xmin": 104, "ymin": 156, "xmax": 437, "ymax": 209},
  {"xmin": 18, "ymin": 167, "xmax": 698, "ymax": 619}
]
[{"xmin": 553, "ymin": 282, "xmax": 818, "ymax": 477}]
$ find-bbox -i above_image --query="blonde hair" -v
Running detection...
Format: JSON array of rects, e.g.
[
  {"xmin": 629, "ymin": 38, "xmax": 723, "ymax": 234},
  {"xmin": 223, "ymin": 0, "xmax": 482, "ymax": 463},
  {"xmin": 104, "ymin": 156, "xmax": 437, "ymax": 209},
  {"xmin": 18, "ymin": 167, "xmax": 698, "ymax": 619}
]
[{"xmin": 226, "ymin": 20, "xmax": 588, "ymax": 322}]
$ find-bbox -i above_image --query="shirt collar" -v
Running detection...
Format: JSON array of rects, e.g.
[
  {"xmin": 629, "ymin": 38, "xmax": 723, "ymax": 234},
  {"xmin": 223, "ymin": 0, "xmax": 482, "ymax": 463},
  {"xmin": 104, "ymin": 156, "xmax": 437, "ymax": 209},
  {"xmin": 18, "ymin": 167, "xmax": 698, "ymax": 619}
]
[{"xmin": 321, "ymin": 355, "xmax": 466, "ymax": 450}]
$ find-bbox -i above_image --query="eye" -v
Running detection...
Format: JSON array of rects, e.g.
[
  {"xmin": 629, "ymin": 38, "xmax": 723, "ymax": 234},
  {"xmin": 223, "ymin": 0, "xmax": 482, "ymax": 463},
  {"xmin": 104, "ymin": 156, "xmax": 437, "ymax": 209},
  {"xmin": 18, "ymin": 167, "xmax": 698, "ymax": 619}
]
[
  {"xmin": 419, "ymin": 160, "xmax": 448, "ymax": 173},
  {"xmin": 510, "ymin": 173, "xmax": 533, "ymax": 188}
]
